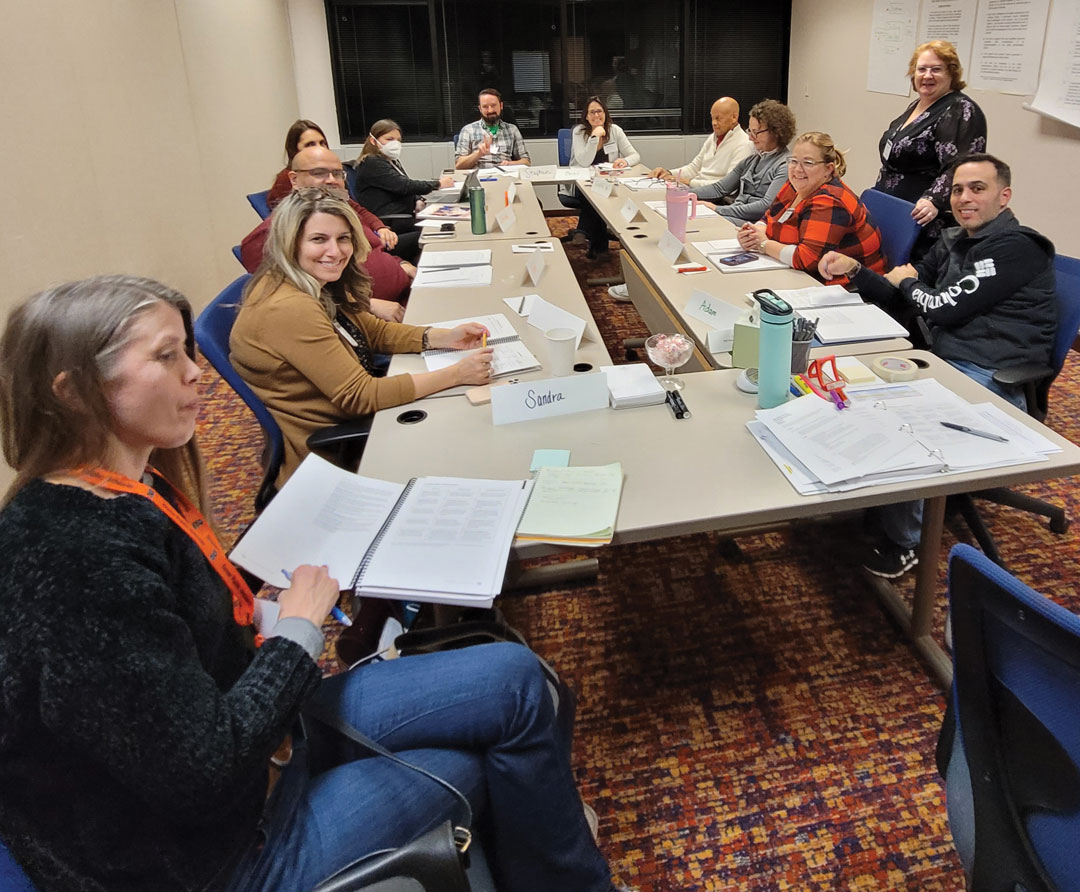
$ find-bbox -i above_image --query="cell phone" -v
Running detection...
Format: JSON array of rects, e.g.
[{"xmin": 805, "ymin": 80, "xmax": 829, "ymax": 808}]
[
  {"xmin": 717, "ymin": 252, "xmax": 758, "ymax": 266},
  {"xmin": 439, "ymin": 222, "xmax": 455, "ymax": 232}
]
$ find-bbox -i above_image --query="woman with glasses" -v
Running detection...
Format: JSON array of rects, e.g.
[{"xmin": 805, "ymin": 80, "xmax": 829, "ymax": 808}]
[
  {"xmin": 267, "ymin": 119, "xmax": 328, "ymax": 209},
  {"xmin": 561, "ymin": 96, "xmax": 640, "ymax": 259},
  {"xmin": 735, "ymin": 131, "xmax": 886, "ymax": 286},
  {"xmin": 692, "ymin": 99, "xmax": 796, "ymax": 223},
  {"xmin": 875, "ymin": 41, "xmax": 986, "ymax": 253}
]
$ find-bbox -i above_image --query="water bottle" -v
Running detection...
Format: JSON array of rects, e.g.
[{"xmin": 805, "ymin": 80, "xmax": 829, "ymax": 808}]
[
  {"xmin": 753, "ymin": 289, "xmax": 793, "ymax": 409},
  {"xmin": 469, "ymin": 186, "xmax": 486, "ymax": 235},
  {"xmin": 664, "ymin": 182, "xmax": 697, "ymax": 242}
]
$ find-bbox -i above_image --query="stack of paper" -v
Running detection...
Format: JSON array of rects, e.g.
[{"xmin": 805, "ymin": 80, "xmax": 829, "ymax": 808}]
[
  {"xmin": 515, "ymin": 463, "xmax": 624, "ymax": 546},
  {"xmin": 691, "ymin": 239, "xmax": 788, "ymax": 273},
  {"xmin": 809, "ymin": 304, "xmax": 909, "ymax": 344},
  {"xmin": 772, "ymin": 284, "xmax": 863, "ymax": 310},
  {"xmin": 421, "ymin": 313, "xmax": 540, "ymax": 378},
  {"xmin": 416, "ymin": 203, "xmax": 471, "ymax": 220},
  {"xmin": 413, "ymin": 249, "xmax": 493, "ymax": 289},
  {"xmin": 600, "ymin": 363, "xmax": 667, "ymax": 408},
  {"xmin": 620, "ymin": 176, "xmax": 665, "ymax": 190},
  {"xmin": 644, "ymin": 200, "xmax": 719, "ymax": 219}
]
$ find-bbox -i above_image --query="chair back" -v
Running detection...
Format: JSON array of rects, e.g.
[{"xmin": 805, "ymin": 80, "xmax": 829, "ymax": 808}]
[
  {"xmin": 0, "ymin": 840, "xmax": 36, "ymax": 892},
  {"xmin": 247, "ymin": 190, "xmax": 272, "ymax": 220},
  {"xmin": 1051, "ymin": 254, "xmax": 1080, "ymax": 374},
  {"xmin": 557, "ymin": 128, "xmax": 572, "ymax": 167},
  {"xmin": 193, "ymin": 274, "xmax": 283, "ymax": 510},
  {"xmin": 859, "ymin": 188, "xmax": 921, "ymax": 267},
  {"xmin": 231, "ymin": 245, "xmax": 244, "ymax": 265},
  {"xmin": 946, "ymin": 543, "xmax": 1080, "ymax": 891}
]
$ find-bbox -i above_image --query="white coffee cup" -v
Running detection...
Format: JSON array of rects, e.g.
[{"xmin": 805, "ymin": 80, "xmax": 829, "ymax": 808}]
[{"xmin": 544, "ymin": 327, "xmax": 577, "ymax": 377}]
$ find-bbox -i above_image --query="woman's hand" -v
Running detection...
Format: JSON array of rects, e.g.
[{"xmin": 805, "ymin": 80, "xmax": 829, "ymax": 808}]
[
  {"xmin": 453, "ymin": 348, "xmax": 494, "ymax": 385},
  {"xmin": 818, "ymin": 251, "xmax": 858, "ymax": 280},
  {"xmin": 612, "ymin": 158, "xmax": 628, "ymax": 169},
  {"xmin": 370, "ymin": 299, "xmax": 405, "ymax": 322},
  {"xmin": 277, "ymin": 564, "xmax": 341, "ymax": 627},
  {"xmin": 429, "ymin": 322, "xmax": 489, "ymax": 350},
  {"xmin": 591, "ymin": 125, "xmax": 606, "ymax": 139},
  {"xmin": 649, "ymin": 166, "xmax": 672, "ymax": 181},
  {"xmin": 911, "ymin": 198, "xmax": 938, "ymax": 226},
  {"xmin": 700, "ymin": 200, "xmax": 716, "ymax": 210},
  {"xmin": 438, "ymin": 174, "xmax": 456, "ymax": 189},
  {"xmin": 377, "ymin": 227, "xmax": 399, "ymax": 249},
  {"xmin": 736, "ymin": 222, "xmax": 767, "ymax": 252}
]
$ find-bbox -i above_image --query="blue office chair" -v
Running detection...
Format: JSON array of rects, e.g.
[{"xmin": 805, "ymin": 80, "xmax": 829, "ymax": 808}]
[
  {"xmin": 0, "ymin": 840, "xmax": 36, "ymax": 892},
  {"xmin": 938, "ymin": 544, "xmax": 1080, "ymax": 891},
  {"xmin": 194, "ymin": 275, "xmax": 372, "ymax": 512},
  {"xmin": 247, "ymin": 190, "xmax": 272, "ymax": 220},
  {"xmin": 557, "ymin": 128, "xmax": 572, "ymax": 167},
  {"xmin": 231, "ymin": 244, "xmax": 244, "ymax": 266},
  {"xmin": 860, "ymin": 188, "xmax": 921, "ymax": 267}
]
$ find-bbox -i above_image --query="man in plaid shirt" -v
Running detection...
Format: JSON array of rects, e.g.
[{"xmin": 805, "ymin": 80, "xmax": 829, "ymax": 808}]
[{"xmin": 455, "ymin": 88, "xmax": 531, "ymax": 170}]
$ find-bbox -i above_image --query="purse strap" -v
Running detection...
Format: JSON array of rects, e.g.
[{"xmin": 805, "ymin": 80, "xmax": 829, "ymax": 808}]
[{"xmin": 301, "ymin": 698, "xmax": 473, "ymax": 848}]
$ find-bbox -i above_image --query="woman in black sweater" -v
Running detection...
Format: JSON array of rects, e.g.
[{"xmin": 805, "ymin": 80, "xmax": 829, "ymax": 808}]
[{"xmin": 0, "ymin": 275, "xmax": 614, "ymax": 892}]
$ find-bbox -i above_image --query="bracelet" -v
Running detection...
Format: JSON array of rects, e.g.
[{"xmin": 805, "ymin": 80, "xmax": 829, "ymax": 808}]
[
  {"xmin": 848, "ymin": 260, "xmax": 862, "ymax": 277},
  {"xmin": 758, "ymin": 241, "xmax": 768, "ymax": 253},
  {"xmin": 421, "ymin": 328, "xmax": 432, "ymax": 351}
]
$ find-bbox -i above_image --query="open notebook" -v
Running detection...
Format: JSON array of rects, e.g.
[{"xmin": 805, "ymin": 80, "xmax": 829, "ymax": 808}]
[
  {"xmin": 230, "ymin": 455, "xmax": 532, "ymax": 607},
  {"xmin": 421, "ymin": 313, "xmax": 540, "ymax": 377}
]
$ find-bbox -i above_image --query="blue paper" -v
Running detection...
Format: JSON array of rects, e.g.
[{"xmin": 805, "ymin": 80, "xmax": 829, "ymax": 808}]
[{"xmin": 530, "ymin": 449, "xmax": 571, "ymax": 471}]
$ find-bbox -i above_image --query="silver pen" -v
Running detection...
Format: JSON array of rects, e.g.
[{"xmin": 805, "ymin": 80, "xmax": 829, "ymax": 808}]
[{"xmin": 940, "ymin": 422, "xmax": 1008, "ymax": 442}]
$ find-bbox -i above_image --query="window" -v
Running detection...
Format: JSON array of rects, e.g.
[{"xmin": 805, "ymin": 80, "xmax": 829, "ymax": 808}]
[{"xmin": 326, "ymin": 0, "xmax": 790, "ymax": 142}]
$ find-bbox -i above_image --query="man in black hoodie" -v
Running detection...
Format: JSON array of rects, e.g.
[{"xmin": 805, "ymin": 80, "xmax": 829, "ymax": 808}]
[{"xmin": 819, "ymin": 152, "xmax": 1057, "ymax": 577}]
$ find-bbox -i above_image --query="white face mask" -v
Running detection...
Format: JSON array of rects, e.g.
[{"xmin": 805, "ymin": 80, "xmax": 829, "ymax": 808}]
[{"xmin": 377, "ymin": 139, "xmax": 403, "ymax": 160}]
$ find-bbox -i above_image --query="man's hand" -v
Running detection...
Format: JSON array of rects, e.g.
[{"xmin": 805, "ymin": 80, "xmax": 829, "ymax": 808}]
[
  {"xmin": 478, "ymin": 135, "xmax": 492, "ymax": 157},
  {"xmin": 438, "ymin": 174, "xmax": 456, "ymax": 189},
  {"xmin": 911, "ymin": 198, "xmax": 938, "ymax": 226},
  {"xmin": 370, "ymin": 298, "xmax": 405, "ymax": 322},
  {"xmin": 818, "ymin": 250, "xmax": 858, "ymax": 281},
  {"xmin": 378, "ymin": 227, "xmax": 398, "ymax": 249},
  {"xmin": 885, "ymin": 264, "xmax": 918, "ymax": 287}
]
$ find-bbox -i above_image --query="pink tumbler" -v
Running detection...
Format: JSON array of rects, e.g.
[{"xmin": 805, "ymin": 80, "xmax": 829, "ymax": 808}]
[{"xmin": 665, "ymin": 182, "xmax": 698, "ymax": 242}]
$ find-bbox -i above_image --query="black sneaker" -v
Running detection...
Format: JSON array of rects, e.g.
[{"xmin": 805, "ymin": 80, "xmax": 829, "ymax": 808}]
[{"xmin": 862, "ymin": 543, "xmax": 918, "ymax": 578}]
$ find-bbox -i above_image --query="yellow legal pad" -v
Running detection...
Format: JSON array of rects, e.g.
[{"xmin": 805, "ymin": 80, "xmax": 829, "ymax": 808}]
[{"xmin": 514, "ymin": 462, "xmax": 624, "ymax": 547}]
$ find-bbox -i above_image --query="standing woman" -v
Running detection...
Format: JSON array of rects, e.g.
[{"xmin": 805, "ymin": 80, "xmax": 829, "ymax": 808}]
[
  {"xmin": 562, "ymin": 96, "xmax": 640, "ymax": 259},
  {"xmin": 0, "ymin": 274, "xmax": 616, "ymax": 892},
  {"xmin": 736, "ymin": 131, "xmax": 887, "ymax": 286},
  {"xmin": 349, "ymin": 118, "xmax": 456, "ymax": 236},
  {"xmin": 875, "ymin": 40, "xmax": 986, "ymax": 251},
  {"xmin": 267, "ymin": 119, "xmax": 329, "ymax": 209}
]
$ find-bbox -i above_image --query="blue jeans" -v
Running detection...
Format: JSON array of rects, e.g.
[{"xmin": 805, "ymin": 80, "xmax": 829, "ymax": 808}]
[
  {"xmin": 870, "ymin": 359, "xmax": 1028, "ymax": 549},
  {"xmin": 227, "ymin": 643, "xmax": 610, "ymax": 892}
]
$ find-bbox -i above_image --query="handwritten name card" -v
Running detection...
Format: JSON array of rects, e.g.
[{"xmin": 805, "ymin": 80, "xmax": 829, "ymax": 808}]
[
  {"xmin": 491, "ymin": 374, "xmax": 609, "ymax": 426},
  {"xmin": 591, "ymin": 176, "xmax": 615, "ymax": 198}
]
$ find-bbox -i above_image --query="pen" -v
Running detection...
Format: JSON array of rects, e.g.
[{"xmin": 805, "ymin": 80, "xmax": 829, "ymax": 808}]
[
  {"xmin": 790, "ymin": 382, "xmax": 802, "ymax": 397},
  {"xmin": 940, "ymin": 422, "xmax": 1009, "ymax": 442},
  {"xmin": 671, "ymin": 391, "xmax": 692, "ymax": 418},
  {"xmin": 482, "ymin": 331, "xmax": 487, "ymax": 348},
  {"xmin": 281, "ymin": 569, "xmax": 353, "ymax": 626},
  {"xmin": 676, "ymin": 266, "xmax": 709, "ymax": 274},
  {"xmin": 665, "ymin": 390, "xmax": 684, "ymax": 419}
]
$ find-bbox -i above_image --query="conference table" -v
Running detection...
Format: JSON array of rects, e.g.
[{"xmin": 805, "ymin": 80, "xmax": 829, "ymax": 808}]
[{"xmin": 421, "ymin": 178, "xmax": 551, "ymax": 244}]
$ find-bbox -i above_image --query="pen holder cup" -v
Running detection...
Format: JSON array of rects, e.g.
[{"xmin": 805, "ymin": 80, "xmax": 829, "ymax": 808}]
[{"xmin": 790, "ymin": 338, "xmax": 813, "ymax": 375}]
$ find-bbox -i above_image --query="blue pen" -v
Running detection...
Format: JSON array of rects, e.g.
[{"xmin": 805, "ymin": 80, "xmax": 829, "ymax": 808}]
[
  {"xmin": 281, "ymin": 569, "xmax": 353, "ymax": 626},
  {"xmin": 480, "ymin": 177, "xmax": 497, "ymax": 182}
]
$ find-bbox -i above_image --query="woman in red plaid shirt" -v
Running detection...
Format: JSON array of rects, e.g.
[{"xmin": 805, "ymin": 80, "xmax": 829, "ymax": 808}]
[{"xmin": 736, "ymin": 131, "xmax": 886, "ymax": 286}]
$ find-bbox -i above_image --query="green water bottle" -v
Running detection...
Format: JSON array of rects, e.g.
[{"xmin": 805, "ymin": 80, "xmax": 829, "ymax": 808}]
[{"xmin": 469, "ymin": 187, "xmax": 486, "ymax": 235}]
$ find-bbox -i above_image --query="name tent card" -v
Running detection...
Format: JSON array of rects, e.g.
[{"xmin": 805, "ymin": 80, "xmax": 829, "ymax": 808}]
[
  {"xmin": 525, "ymin": 252, "xmax": 546, "ymax": 285},
  {"xmin": 683, "ymin": 290, "xmax": 743, "ymax": 352},
  {"xmin": 526, "ymin": 297, "xmax": 592, "ymax": 349},
  {"xmin": 620, "ymin": 199, "xmax": 645, "ymax": 224},
  {"xmin": 493, "ymin": 205, "xmax": 517, "ymax": 232},
  {"xmin": 507, "ymin": 183, "xmax": 519, "ymax": 203},
  {"xmin": 491, "ymin": 374, "xmax": 609, "ymax": 426},
  {"xmin": 658, "ymin": 229, "xmax": 687, "ymax": 263},
  {"xmin": 520, "ymin": 165, "xmax": 558, "ymax": 181},
  {"xmin": 591, "ymin": 176, "xmax": 615, "ymax": 198}
]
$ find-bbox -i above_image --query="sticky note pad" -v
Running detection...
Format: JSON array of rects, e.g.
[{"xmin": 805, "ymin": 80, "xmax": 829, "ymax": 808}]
[{"xmin": 530, "ymin": 449, "xmax": 571, "ymax": 471}]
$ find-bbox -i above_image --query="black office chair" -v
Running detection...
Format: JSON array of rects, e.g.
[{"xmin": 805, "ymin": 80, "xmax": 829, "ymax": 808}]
[
  {"xmin": 938, "ymin": 544, "xmax": 1080, "ymax": 892},
  {"xmin": 193, "ymin": 274, "xmax": 372, "ymax": 512},
  {"xmin": 951, "ymin": 253, "xmax": 1080, "ymax": 564}
]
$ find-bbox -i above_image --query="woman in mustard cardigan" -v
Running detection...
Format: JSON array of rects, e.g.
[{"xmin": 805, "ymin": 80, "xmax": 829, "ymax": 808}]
[{"xmin": 231, "ymin": 187, "xmax": 493, "ymax": 484}]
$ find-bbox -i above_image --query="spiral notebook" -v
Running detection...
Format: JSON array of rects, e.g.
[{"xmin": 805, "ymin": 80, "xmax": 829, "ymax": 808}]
[
  {"xmin": 230, "ymin": 454, "xmax": 532, "ymax": 607},
  {"xmin": 421, "ymin": 313, "xmax": 541, "ymax": 377}
]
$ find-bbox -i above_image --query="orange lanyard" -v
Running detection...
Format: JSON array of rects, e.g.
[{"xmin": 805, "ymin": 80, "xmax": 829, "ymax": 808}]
[{"xmin": 74, "ymin": 466, "xmax": 263, "ymax": 646}]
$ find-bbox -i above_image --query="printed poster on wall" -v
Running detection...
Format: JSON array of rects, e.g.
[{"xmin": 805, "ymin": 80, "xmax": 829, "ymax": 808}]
[
  {"xmin": 969, "ymin": 0, "xmax": 1050, "ymax": 95},
  {"xmin": 917, "ymin": 0, "xmax": 978, "ymax": 68},
  {"xmin": 1028, "ymin": 1, "xmax": 1080, "ymax": 128},
  {"xmin": 867, "ymin": 0, "xmax": 921, "ymax": 96}
]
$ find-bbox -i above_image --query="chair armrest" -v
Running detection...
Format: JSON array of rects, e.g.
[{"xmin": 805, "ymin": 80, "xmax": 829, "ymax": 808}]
[
  {"xmin": 992, "ymin": 363, "xmax": 1052, "ymax": 388},
  {"xmin": 306, "ymin": 416, "xmax": 374, "ymax": 450}
]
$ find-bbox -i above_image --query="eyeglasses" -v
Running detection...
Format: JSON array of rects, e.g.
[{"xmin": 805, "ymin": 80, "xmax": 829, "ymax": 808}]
[
  {"xmin": 787, "ymin": 158, "xmax": 828, "ymax": 170},
  {"xmin": 294, "ymin": 167, "xmax": 347, "ymax": 181},
  {"xmin": 586, "ymin": 109, "xmax": 605, "ymax": 116},
  {"xmin": 748, "ymin": 126, "xmax": 770, "ymax": 137},
  {"xmin": 916, "ymin": 65, "xmax": 946, "ymax": 75}
]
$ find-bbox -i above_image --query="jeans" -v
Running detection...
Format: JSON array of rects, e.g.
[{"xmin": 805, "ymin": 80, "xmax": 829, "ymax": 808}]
[
  {"xmin": 870, "ymin": 358, "xmax": 1028, "ymax": 550},
  {"xmin": 576, "ymin": 202, "xmax": 611, "ymax": 253},
  {"xmin": 226, "ymin": 643, "xmax": 610, "ymax": 892}
]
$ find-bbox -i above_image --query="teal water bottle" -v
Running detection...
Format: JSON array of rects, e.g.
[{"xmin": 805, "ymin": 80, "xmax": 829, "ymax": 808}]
[
  {"xmin": 753, "ymin": 289, "xmax": 793, "ymax": 409},
  {"xmin": 469, "ymin": 186, "xmax": 486, "ymax": 235}
]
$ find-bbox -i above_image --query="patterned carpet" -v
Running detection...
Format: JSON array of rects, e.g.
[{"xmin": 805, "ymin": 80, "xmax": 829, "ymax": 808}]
[{"xmin": 197, "ymin": 216, "xmax": 1080, "ymax": 891}]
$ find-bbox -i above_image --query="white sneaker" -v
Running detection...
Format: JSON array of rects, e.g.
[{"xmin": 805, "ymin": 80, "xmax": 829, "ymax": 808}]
[{"xmin": 608, "ymin": 284, "xmax": 631, "ymax": 302}]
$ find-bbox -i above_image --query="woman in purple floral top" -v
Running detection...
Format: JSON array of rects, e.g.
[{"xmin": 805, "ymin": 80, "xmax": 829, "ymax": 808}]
[{"xmin": 875, "ymin": 40, "xmax": 987, "ymax": 255}]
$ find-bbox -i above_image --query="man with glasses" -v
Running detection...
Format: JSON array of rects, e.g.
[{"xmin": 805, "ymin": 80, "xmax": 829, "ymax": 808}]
[
  {"xmin": 455, "ymin": 88, "xmax": 531, "ymax": 170},
  {"xmin": 241, "ymin": 147, "xmax": 414, "ymax": 316},
  {"xmin": 648, "ymin": 97, "xmax": 752, "ymax": 187}
]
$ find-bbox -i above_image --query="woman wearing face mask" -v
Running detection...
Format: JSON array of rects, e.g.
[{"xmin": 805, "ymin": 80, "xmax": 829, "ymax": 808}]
[{"xmin": 349, "ymin": 119, "xmax": 456, "ymax": 236}]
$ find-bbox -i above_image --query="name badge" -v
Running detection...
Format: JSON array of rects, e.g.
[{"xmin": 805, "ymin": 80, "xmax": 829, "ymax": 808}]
[
  {"xmin": 658, "ymin": 229, "xmax": 686, "ymax": 263},
  {"xmin": 883, "ymin": 139, "xmax": 893, "ymax": 160},
  {"xmin": 491, "ymin": 374, "xmax": 609, "ymax": 425},
  {"xmin": 592, "ymin": 175, "xmax": 615, "ymax": 198},
  {"xmin": 778, "ymin": 207, "xmax": 794, "ymax": 223}
]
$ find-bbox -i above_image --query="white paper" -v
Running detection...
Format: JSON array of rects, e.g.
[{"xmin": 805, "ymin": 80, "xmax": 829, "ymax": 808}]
[
  {"xmin": 508, "ymin": 183, "xmax": 519, "ymax": 203},
  {"xmin": 230, "ymin": 454, "xmax": 406, "ymax": 588},
  {"xmin": 526, "ymin": 297, "xmax": 590, "ymax": 349},
  {"xmin": 658, "ymin": 229, "xmax": 687, "ymax": 263},
  {"xmin": 1028, "ymin": 1, "xmax": 1080, "ymax": 128},
  {"xmin": 418, "ymin": 219, "xmax": 458, "ymax": 229},
  {"xmin": 600, "ymin": 363, "xmax": 667, "ymax": 408},
  {"xmin": 421, "ymin": 313, "xmax": 518, "ymax": 340},
  {"xmin": 416, "ymin": 203, "xmax": 471, "ymax": 220},
  {"xmin": 591, "ymin": 176, "xmax": 615, "ymax": 198},
  {"xmin": 643, "ymin": 200, "xmax": 719, "ymax": 219},
  {"xmin": 412, "ymin": 265, "xmax": 493, "ymax": 289},
  {"xmin": 620, "ymin": 176, "xmax": 666, "ymax": 191},
  {"xmin": 620, "ymin": 199, "xmax": 645, "ymax": 223},
  {"xmin": 772, "ymin": 285, "xmax": 864, "ymax": 310},
  {"xmin": 493, "ymin": 205, "xmax": 517, "ymax": 232},
  {"xmin": 417, "ymin": 250, "xmax": 491, "ymax": 269},
  {"xmin": 809, "ymin": 304, "xmax": 909, "ymax": 344},
  {"xmin": 510, "ymin": 241, "xmax": 554, "ymax": 253},
  {"xmin": 502, "ymin": 293, "xmax": 540, "ymax": 316},
  {"xmin": 490, "ymin": 374, "xmax": 610, "ymax": 425},
  {"xmin": 918, "ymin": 0, "xmax": 978, "ymax": 68},
  {"xmin": 970, "ymin": 0, "xmax": 1050, "ymax": 94},
  {"xmin": 691, "ymin": 239, "xmax": 787, "ymax": 274},
  {"xmin": 425, "ymin": 341, "xmax": 540, "ymax": 378},
  {"xmin": 525, "ymin": 252, "xmax": 546, "ymax": 285},
  {"xmin": 867, "ymin": 0, "xmax": 920, "ymax": 96}
]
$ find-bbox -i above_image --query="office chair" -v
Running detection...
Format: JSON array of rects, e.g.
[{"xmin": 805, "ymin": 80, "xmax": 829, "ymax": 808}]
[
  {"xmin": 557, "ymin": 128, "xmax": 572, "ymax": 167},
  {"xmin": 938, "ymin": 544, "xmax": 1080, "ymax": 892},
  {"xmin": 860, "ymin": 188, "xmax": 921, "ymax": 267},
  {"xmin": 247, "ymin": 190, "xmax": 272, "ymax": 220},
  {"xmin": 193, "ymin": 275, "xmax": 372, "ymax": 512},
  {"xmin": 0, "ymin": 840, "xmax": 36, "ymax": 892},
  {"xmin": 231, "ymin": 244, "xmax": 244, "ymax": 265},
  {"xmin": 951, "ymin": 253, "xmax": 1080, "ymax": 564}
]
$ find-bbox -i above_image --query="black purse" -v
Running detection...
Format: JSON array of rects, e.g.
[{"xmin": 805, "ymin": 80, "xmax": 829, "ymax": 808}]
[{"xmin": 303, "ymin": 698, "xmax": 474, "ymax": 892}]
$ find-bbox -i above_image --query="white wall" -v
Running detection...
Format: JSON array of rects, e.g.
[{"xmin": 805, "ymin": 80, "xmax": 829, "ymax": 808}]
[{"xmin": 788, "ymin": 0, "xmax": 1080, "ymax": 256}]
